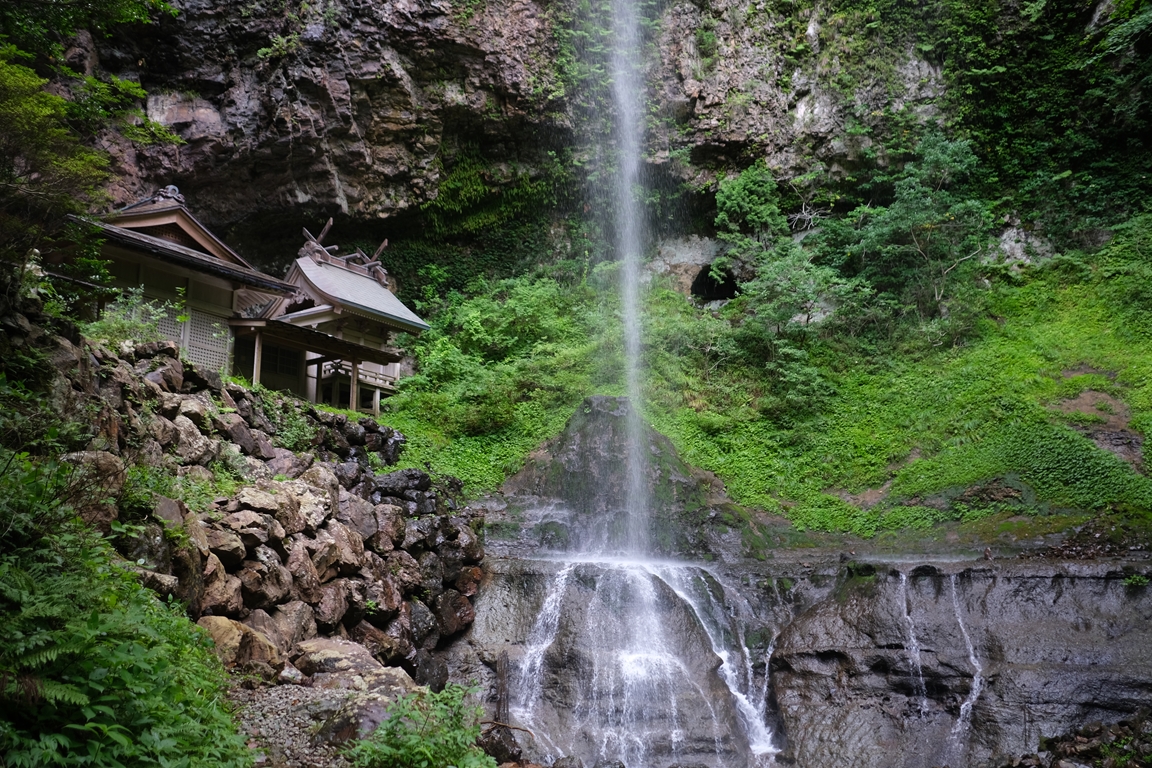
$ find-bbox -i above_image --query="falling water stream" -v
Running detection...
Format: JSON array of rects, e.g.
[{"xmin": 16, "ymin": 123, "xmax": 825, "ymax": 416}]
[
  {"xmin": 948, "ymin": 575, "xmax": 985, "ymax": 757},
  {"xmin": 899, "ymin": 572, "xmax": 929, "ymax": 714},
  {"xmin": 508, "ymin": 557, "xmax": 778, "ymax": 767},
  {"xmin": 499, "ymin": 0, "xmax": 779, "ymax": 762}
]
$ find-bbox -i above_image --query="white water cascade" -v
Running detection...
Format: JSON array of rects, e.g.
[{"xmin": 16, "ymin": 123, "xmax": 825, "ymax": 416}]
[
  {"xmin": 496, "ymin": 0, "xmax": 780, "ymax": 762},
  {"xmin": 508, "ymin": 558, "xmax": 778, "ymax": 767},
  {"xmin": 899, "ymin": 572, "xmax": 929, "ymax": 714},
  {"xmin": 948, "ymin": 575, "xmax": 985, "ymax": 752}
]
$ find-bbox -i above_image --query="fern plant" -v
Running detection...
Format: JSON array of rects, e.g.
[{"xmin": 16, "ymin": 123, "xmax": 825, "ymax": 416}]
[
  {"xmin": 0, "ymin": 457, "xmax": 250, "ymax": 768},
  {"xmin": 345, "ymin": 684, "xmax": 496, "ymax": 768}
]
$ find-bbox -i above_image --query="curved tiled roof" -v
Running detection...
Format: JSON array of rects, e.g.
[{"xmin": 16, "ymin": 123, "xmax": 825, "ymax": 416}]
[
  {"xmin": 78, "ymin": 217, "xmax": 295, "ymax": 294},
  {"xmin": 295, "ymin": 257, "xmax": 429, "ymax": 333}
]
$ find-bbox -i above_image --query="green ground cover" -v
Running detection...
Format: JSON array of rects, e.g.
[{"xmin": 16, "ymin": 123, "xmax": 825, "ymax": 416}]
[
  {"xmin": 384, "ymin": 214, "xmax": 1152, "ymax": 544},
  {"xmin": 650, "ymin": 269, "xmax": 1152, "ymax": 537}
]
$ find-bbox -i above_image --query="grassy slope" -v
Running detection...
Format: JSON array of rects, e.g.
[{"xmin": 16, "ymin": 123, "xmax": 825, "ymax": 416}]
[
  {"xmin": 650, "ymin": 274, "xmax": 1152, "ymax": 538},
  {"xmin": 381, "ymin": 234, "xmax": 1152, "ymax": 545}
]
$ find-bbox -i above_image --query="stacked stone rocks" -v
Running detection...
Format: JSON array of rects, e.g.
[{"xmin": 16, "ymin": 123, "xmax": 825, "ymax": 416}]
[
  {"xmin": 190, "ymin": 463, "xmax": 483, "ymax": 689},
  {"xmin": 94, "ymin": 338, "xmax": 405, "ymax": 469},
  {"xmin": 36, "ymin": 333, "xmax": 482, "ymax": 690}
]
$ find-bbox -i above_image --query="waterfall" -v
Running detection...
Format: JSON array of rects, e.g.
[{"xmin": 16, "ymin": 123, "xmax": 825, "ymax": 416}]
[
  {"xmin": 899, "ymin": 572, "xmax": 929, "ymax": 713},
  {"xmin": 611, "ymin": 0, "xmax": 651, "ymax": 555},
  {"xmin": 649, "ymin": 565, "xmax": 779, "ymax": 757},
  {"xmin": 512, "ymin": 564, "xmax": 576, "ymax": 759},
  {"xmin": 949, "ymin": 574, "xmax": 984, "ymax": 748},
  {"xmin": 508, "ymin": 557, "xmax": 777, "ymax": 766},
  {"xmin": 498, "ymin": 0, "xmax": 779, "ymax": 762}
]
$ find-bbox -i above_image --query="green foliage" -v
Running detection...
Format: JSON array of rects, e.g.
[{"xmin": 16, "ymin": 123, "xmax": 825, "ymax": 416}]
[
  {"xmin": 345, "ymin": 684, "xmax": 495, "ymax": 768},
  {"xmin": 695, "ymin": 19, "xmax": 719, "ymax": 71},
  {"xmin": 0, "ymin": 456, "xmax": 248, "ymax": 768},
  {"xmin": 0, "ymin": 0, "xmax": 180, "ymax": 274},
  {"xmin": 714, "ymin": 161, "xmax": 789, "ymax": 249},
  {"xmin": 257, "ymin": 33, "xmax": 301, "ymax": 59},
  {"xmin": 420, "ymin": 150, "xmax": 560, "ymax": 238},
  {"xmin": 0, "ymin": 453, "xmax": 85, "ymax": 552},
  {"xmin": 819, "ymin": 0, "xmax": 1152, "ymax": 244},
  {"xmin": 0, "ymin": 370, "xmax": 94, "ymax": 455},
  {"xmin": 378, "ymin": 196, "xmax": 567, "ymax": 306},
  {"xmin": 386, "ymin": 273, "xmax": 604, "ymax": 492},
  {"xmin": 1124, "ymin": 573, "xmax": 1150, "ymax": 587},
  {"xmin": 247, "ymin": 0, "xmax": 341, "ymax": 59},
  {"xmin": 65, "ymin": 72, "xmax": 184, "ymax": 146},
  {"xmin": 0, "ymin": 0, "xmax": 175, "ymax": 59},
  {"xmin": 258, "ymin": 393, "xmax": 319, "ymax": 452},
  {"xmin": 121, "ymin": 457, "xmax": 244, "ymax": 517},
  {"xmin": 815, "ymin": 133, "xmax": 995, "ymax": 326},
  {"xmin": 82, "ymin": 286, "xmax": 173, "ymax": 349},
  {"xmin": 644, "ymin": 208, "xmax": 1152, "ymax": 539},
  {"xmin": 0, "ymin": 51, "xmax": 109, "ymax": 265}
]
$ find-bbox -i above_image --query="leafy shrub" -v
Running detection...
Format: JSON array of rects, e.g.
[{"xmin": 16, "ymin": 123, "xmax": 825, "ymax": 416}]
[
  {"xmin": 82, "ymin": 286, "xmax": 174, "ymax": 349},
  {"xmin": 266, "ymin": 399, "xmax": 318, "ymax": 452},
  {"xmin": 0, "ymin": 452, "xmax": 84, "ymax": 552},
  {"xmin": 385, "ymin": 274, "xmax": 602, "ymax": 492},
  {"xmin": 345, "ymin": 683, "xmax": 495, "ymax": 768},
  {"xmin": 0, "ymin": 372, "xmax": 93, "ymax": 454},
  {"xmin": 0, "ymin": 51, "xmax": 109, "ymax": 265},
  {"xmin": 120, "ymin": 457, "xmax": 245, "ymax": 517},
  {"xmin": 815, "ymin": 132, "xmax": 994, "ymax": 325}
]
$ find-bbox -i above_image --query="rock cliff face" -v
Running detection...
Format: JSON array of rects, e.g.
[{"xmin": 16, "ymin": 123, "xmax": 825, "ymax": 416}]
[
  {"xmin": 769, "ymin": 562, "xmax": 1152, "ymax": 768},
  {"xmin": 91, "ymin": 0, "xmax": 562, "ymax": 236},
  {"xmin": 461, "ymin": 397, "xmax": 1152, "ymax": 768},
  {"xmin": 85, "ymin": 0, "xmax": 940, "ymax": 258},
  {"xmin": 499, "ymin": 395, "xmax": 740, "ymax": 557},
  {"xmin": 460, "ymin": 547, "xmax": 1152, "ymax": 768}
]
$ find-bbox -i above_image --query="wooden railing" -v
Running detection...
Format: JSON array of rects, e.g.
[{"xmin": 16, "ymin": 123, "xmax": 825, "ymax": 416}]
[{"xmin": 321, "ymin": 360, "xmax": 398, "ymax": 392}]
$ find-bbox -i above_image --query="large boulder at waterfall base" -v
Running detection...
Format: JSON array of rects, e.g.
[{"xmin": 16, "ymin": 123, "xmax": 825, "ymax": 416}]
[
  {"xmin": 501, "ymin": 395, "xmax": 734, "ymax": 556},
  {"xmin": 478, "ymin": 726, "xmax": 523, "ymax": 764}
]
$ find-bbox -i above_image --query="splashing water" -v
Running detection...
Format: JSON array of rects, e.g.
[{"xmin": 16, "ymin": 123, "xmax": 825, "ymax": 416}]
[
  {"xmin": 649, "ymin": 564, "xmax": 779, "ymax": 757},
  {"xmin": 509, "ymin": 557, "xmax": 778, "ymax": 767}
]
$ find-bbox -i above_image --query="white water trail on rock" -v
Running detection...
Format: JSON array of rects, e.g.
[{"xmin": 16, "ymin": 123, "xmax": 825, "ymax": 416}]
[
  {"xmin": 649, "ymin": 564, "xmax": 780, "ymax": 758},
  {"xmin": 949, "ymin": 574, "xmax": 984, "ymax": 746},
  {"xmin": 512, "ymin": 563, "xmax": 575, "ymax": 760},
  {"xmin": 508, "ymin": 556, "xmax": 778, "ymax": 767},
  {"xmin": 899, "ymin": 572, "xmax": 929, "ymax": 713}
]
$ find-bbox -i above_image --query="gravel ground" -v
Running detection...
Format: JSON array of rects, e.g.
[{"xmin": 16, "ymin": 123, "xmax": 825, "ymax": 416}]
[{"xmin": 230, "ymin": 684, "xmax": 355, "ymax": 768}]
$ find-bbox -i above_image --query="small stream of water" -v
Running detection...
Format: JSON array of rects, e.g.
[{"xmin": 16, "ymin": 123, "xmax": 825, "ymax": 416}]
[
  {"xmin": 948, "ymin": 574, "xmax": 985, "ymax": 757},
  {"xmin": 899, "ymin": 572, "xmax": 929, "ymax": 714}
]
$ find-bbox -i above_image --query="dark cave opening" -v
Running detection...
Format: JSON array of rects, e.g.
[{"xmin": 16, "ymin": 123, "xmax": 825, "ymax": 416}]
[{"xmin": 690, "ymin": 264, "xmax": 739, "ymax": 302}]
